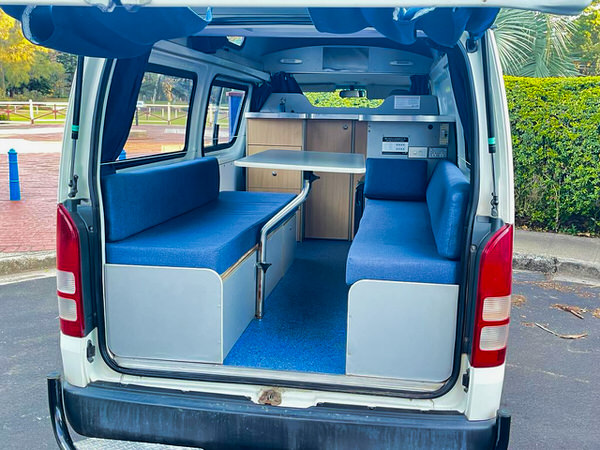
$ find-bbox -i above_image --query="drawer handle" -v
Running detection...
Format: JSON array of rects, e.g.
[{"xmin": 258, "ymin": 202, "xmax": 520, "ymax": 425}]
[{"xmin": 272, "ymin": 171, "xmax": 277, "ymax": 176}]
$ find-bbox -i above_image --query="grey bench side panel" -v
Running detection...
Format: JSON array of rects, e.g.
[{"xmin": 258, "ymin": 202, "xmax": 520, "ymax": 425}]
[
  {"xmin": 347, "ymin": 280, "xmax": 459, "ymax": 382},
  {"xmin": 104, "ymin": 264, "xmax": 222, "ymax": 363}
]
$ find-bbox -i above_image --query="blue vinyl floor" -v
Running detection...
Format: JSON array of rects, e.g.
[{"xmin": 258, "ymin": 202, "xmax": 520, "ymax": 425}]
[{"xmin": 224, "ymin": 240, "xmax": 350, "ymax": 374}]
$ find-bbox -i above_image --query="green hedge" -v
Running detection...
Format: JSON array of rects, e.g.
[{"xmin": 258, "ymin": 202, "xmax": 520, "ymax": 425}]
[{"xmin": 504, "ymin": 76, "xmax": 600, "ymax": 235}]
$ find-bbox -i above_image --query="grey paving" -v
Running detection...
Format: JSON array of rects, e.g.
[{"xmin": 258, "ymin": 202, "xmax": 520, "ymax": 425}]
[
  {"xmin": 0, "ymin": 273, "xmax": 599, "ymax": 449},
  {"xmin": 504, "ymin": 270, "xmax": 600, "ymax": 450},
  {"xmin": 515, "ymin": 230, "xmax": 600, "ymax": 266}
]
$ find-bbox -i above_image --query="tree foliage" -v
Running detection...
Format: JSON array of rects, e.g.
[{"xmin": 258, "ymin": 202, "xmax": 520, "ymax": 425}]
[
  {"xmin": 0, "ymin": 11, "xmax": 70, "ymax": 99},
  {"xmin": 494, "ymin": 9, "xmax": 578, "ymax": 77},
  {"xmin": 0, "ymin": 11, "xmax": 38, "ymax": 95},
  {"xmin": 505, "ymin": 76, "xmax": 600, "ymax": 234},
  {"xmin": 304, "ymin": 90, "xmax": 383, "ymax": 108},
  {"xmin": 572, "ymin": 1, "xmax": 600, "ymax": 75}
]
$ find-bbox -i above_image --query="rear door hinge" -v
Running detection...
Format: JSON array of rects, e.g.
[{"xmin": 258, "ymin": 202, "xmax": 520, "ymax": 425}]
[
  {"xmin": 462, "ymin": 370, "xmax": 471, "ymax": 392},
  {"xmin": 86, "ymin": 340, "xmax": 96, "ymax": 363}
]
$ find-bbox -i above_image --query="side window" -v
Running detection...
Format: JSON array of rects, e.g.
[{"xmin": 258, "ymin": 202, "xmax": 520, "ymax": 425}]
[
  {"xmin": 203, "ymin": 80, "xmax": 247, "ymax": 153},
  {"xmin": 121, "ymin": 66, "xmax": 195, "ymax": 160}
]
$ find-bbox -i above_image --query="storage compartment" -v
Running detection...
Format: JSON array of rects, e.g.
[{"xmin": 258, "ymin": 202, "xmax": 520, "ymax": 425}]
[
  {"xmin": 104, "ymin": 215, "xmax": 296, "ymax": 364},
  {"xmin": 347, "ymin": 280, "xmax": 459, "ymax": 382}
]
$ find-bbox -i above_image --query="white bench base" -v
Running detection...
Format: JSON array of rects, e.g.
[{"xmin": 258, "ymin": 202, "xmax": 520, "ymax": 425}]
[{"xmin": 347, "ymin": 279, "xmax": 459, "ymax": 382}]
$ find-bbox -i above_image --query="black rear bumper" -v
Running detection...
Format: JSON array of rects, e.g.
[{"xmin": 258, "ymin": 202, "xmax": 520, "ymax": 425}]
[{"xmin": 48, "ymin": 374, "xmax": 510, "ymax": 450}]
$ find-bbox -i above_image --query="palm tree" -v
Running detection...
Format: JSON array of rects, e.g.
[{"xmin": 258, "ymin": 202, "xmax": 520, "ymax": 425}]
[{"xmin": 494, "ymin": 9, "xmax": 578, "ymax": 77}]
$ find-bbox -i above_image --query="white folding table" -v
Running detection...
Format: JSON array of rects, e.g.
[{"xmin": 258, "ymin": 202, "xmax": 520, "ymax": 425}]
[{"xmin": 235, "ymin": 149, "xmax": 366, "ymax": 318}]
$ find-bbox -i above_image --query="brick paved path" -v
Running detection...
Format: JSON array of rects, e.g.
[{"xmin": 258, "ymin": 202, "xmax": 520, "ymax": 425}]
[
  {"xmin": 0, "ymin": 124, "xmax": 185, "ymax": 253},
  {"xmin": 0, "ymin": 152, "xmax": 59, "ymax": 253}
]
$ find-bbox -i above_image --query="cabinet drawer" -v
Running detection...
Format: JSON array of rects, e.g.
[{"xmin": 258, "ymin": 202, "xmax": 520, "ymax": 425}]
[
  {"xmin": 247, "ymin": 168, "xmax": 301, "ymax": 190},
  {"xmin": 247, "ymin": 144, "xmax": 302, "ymax": 156}
]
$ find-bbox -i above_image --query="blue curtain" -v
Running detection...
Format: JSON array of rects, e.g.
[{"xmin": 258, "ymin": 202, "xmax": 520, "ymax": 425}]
[
  {"xmin": 1, "ymin": 5, "xmax": 207, "ymax": 58},
  {"xmin": 308, "ymin": 7, "xmax": 499, "ymax": 48},
  {"xmin": 101, "ymin": 53, "xmax": 150, "ymax": 163},
  {"xmin": 250, "ymin": 72, "xmax": 303, "ymax": 112},
  {"xmin": 409, "ymin": 75, "xmax": 430, "ymax": 95}
]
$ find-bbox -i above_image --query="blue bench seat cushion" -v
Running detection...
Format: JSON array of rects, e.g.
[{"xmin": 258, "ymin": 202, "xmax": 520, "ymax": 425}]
[
  {"xmin": 346, "ymin": 200, "xmax": 460, "ymax": 285},
  {"xmin": 106, "ymin": 191, "xmax": 295, "ymax": 274},
  {"xmin": 364, "ymin": 158, "xmax": 428, "ymax": 201},
  {"xmin": 102, "ymin": 158, "xmax": 220, "ymax": 242},
  {"xmin": 426, "ymin": 161, "xmax": 470, "ymax": 260}
]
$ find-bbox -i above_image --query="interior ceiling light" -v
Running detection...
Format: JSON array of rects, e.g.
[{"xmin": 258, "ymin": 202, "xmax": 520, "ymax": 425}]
[
  {"xmin": 280, "ymin": 58, "xmax": 303, "ymax": 64},
  {"xmin": 390, "ymin": 60, "xmax": 414, "ymax": 66}
]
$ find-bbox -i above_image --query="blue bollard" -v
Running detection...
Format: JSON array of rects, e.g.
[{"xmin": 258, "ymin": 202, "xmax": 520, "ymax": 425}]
[
  {"xmin": 8, "ymin": 148, "xmax": 21, "ymax": 201},
  {"xmin": 226, "ymin": 91, "xmax": 244, "ymax": 140},
  {"xmin": 118, "ymin": 149, "xmax": 127, "ymax": 160}
]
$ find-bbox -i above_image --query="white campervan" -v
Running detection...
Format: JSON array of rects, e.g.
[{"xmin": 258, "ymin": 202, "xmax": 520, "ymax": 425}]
[{"xmin": 1, "ymin": 1, "xmax": 589, "ymax": 448}]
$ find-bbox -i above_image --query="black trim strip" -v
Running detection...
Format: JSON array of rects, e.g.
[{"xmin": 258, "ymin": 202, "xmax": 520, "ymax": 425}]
[
  {"xmin": 47, "ymin": 373, "xmax": 77, "ymax": 450},
  {"xmin": 62, "ymin": 380, "xmax": 499, "ymax": 449}
]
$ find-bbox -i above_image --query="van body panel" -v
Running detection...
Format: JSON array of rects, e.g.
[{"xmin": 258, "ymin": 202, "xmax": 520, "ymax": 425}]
[
  {"xmin": 43, "ymin": 3, "xmax": 522, "ymax": 445},
  {"xmin": 64, "ymin": 329, "xmax": 477, "ymax": 413},
  {"xmin": 465, "ymin": 365, "xmax": 506, "ymax": 421},
  {"xmin": 486, "ymin": 31, "xmax": 515, "ymax": 225}
]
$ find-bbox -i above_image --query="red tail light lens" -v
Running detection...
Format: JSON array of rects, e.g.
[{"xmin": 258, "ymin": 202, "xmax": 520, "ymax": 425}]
[
  {"xmin": 57, "ymin": 204, "xmax": 85, "ymax": 337},
  {"xmin": 471, "ymin": 224, "xmax": 513, "ymax": 368}
]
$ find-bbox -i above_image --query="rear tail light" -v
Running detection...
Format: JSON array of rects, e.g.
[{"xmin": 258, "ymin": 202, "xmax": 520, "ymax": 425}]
[
  {"xmin": 471, "ymin": 224, "xmax": 513, "ymax": 368},
  {"xmin": 56, "ymin": 204, "xmax": 85, "ymax": 337}
]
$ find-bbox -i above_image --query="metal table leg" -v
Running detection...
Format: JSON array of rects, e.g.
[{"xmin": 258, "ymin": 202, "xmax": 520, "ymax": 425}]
[{"xmin": 255, "ymin": 171, "xmax": 318, "ymax": 319}]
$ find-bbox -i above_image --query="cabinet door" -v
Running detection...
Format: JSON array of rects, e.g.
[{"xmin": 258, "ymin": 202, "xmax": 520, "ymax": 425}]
[
  {"xmin": 247, "ymin": 119, "xmax": 304, "ymax": 146},
  {"xmin": 304, "ymin": 120, "xmax": 353, "ymax": 240}
]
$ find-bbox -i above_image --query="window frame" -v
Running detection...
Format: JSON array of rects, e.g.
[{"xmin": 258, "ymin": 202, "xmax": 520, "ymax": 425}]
[
  {"xmin": 103, "ymin": 63, "xmax": 197, "ymax": 169},
  {"xmin": 201, "ymin": 77, "xmax": 249, "ymax": 155}
]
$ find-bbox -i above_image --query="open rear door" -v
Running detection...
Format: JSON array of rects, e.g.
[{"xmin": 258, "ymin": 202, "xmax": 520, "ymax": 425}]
[
  {"xmin": 0, "ymin": 0, "xmax": 591, "ymax": 15},
  {"xmin": 1, "ymin": 0, "xmax": 590, "ymax": 59}
]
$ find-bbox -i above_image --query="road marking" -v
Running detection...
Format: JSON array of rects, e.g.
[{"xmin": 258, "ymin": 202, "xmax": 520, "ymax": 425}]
[
  {"xmin": 506, "ymin": 363, "xmax": 590, "ymax": 384},
  {"xmin": 0, "ymin": 269, "xmax": 56, "ymax": 286}
]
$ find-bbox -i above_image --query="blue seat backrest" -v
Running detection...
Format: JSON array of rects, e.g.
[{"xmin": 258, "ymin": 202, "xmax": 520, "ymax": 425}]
[
  {"xmin": 102, "ymin": 157, "xmax": 220, "ymax": 242},
  {"xmin": 426, "ymin": 160, "xmax": 470, "ymax": 260},
  {"xmin": 364, "ymin": 158, "xmax": 428, "ymax": 201}
]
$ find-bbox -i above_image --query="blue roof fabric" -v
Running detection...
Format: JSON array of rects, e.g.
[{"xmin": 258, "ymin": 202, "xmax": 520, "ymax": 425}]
[
  {"xmin": 1, "ymin": 6, "xmax": 498, "ymax": 57},
  {"xmin": 1, "ymin": 5, "xmax": 207, "ymax": 58},
  {"xmin": 309, "ymin": 7, "xmax": 499, "ymax": 47}
]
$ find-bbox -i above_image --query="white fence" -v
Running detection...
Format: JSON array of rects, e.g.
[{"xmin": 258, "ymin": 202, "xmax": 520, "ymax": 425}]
[
  {"xmin": 0, "ymin": 100, "xmax": 69, "ymax": 124},
  {"xmin": 0, "ymin": 100, "xmax": 191, "ymax": 125}
]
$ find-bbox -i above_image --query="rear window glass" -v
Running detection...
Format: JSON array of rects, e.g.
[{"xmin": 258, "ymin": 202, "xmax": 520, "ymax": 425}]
[
  {"xmin": 203, "ymin": 81, "xmax": 247, "ymax": 153},
  {"xmin": 305, "ymin": 90, "xmax": 383, "ymax": 108},
  {"xmin": 121, "ymin": 68, "xmax": 194, "ymax": 160}
]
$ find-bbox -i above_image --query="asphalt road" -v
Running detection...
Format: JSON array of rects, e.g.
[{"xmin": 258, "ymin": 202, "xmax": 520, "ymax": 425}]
[{"xmin": 0, "ymin": 271, "xmax": 598, "ymax": 449}]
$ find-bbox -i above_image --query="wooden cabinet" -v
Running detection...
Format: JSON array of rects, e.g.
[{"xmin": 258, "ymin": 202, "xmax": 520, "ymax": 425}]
[
  {"xmin": 304, "ymin": 120, "xmax": 353, "ymax": 240},
  {"xmin": 246, "ymin": 119, "xmax": 304, "ymax": 193},
  {"xmin": 247, "ymin": 119, "xmax": 304, "ymax": 240},
  {"xmin": 247, "ymin": 145, "xmax": 302, "ymax": 191},
  {"xmin": 246, "ymin": 117, "xmax": 365, "ymax": 241},
  {"xmin": 247, "ymin": 118, "xmax": 304, "ymax": 147}
]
